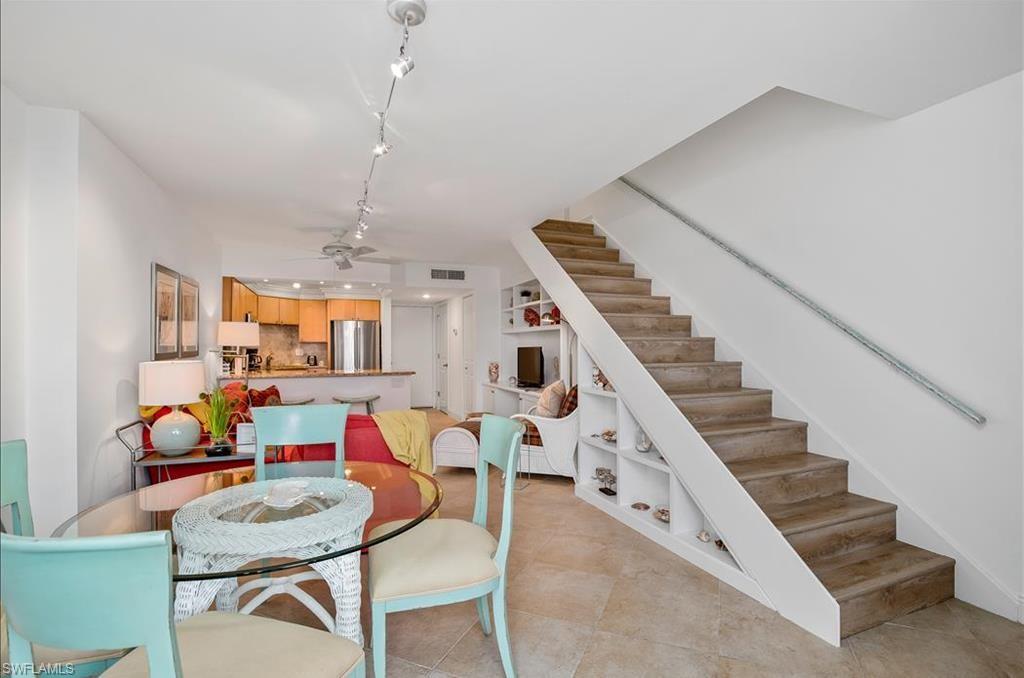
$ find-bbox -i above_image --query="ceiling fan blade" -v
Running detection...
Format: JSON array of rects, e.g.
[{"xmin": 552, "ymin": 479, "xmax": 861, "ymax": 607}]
[
  {"xmin": 348, "ymin": 246, "xmax": 378, "ymax": 257},
  {"xmin": 336, "ymin": 257, "xmax": 354, "ymax": 270},
  {"xmin": 295, "ymin": 226, "xmax": 349, "ymax": 236},
  {"xmin": 282, "ymin": 256, "xmax": 331, "ymax": 261}
]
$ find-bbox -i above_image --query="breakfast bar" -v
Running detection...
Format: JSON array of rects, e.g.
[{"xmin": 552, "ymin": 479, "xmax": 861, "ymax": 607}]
[{"xmin": 221, "ymin": 369, "xmax": 416, "ymax": 412}]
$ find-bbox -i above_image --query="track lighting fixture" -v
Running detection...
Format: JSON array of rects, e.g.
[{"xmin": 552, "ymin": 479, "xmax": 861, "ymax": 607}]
[{"xmin": 345, "ymin": 0, "xmax": 426, "ymax": 244}]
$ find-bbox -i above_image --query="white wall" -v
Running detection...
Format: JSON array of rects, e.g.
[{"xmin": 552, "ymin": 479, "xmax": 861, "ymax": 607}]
[
  {"xmin": 1, "ymin": 85, "xmax": 28, "ymax": 443},
  {"xmin": 569, "ymin": 74, "xmax": 1023, "ymax": 619},
  {"xmin": 76, "ymin": 117, "xmax": 221, "ymax": 509},
  {"xmin": 1, "ymin": 87, "xmax": 221, "ymax": 532}
]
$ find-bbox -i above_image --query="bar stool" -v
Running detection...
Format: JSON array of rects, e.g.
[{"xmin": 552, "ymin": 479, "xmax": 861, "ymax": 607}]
[
  {"xmin": 281, "ymin": 397, "xmax": 316, "ymax": 405},
  {"xmin": 332, "ymin": 394, "xmax": 381, "ymax": 415}
]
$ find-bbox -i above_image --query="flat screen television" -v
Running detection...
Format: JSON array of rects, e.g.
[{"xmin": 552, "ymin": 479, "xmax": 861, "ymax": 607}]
[{"xmin": 517, "ymin": 346, "xmax": 544, "ymax": 388}]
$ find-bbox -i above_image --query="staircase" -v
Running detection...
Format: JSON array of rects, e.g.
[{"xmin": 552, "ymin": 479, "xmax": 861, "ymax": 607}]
[{"xmin": 533, "ymin": 219, "xmax": 955, "ymax": 638}]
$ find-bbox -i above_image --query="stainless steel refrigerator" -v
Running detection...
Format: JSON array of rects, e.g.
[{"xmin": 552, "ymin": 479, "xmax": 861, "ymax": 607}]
[{"xmin": 331, "ymin": 320, "xmax": 381, "ymax": 371}]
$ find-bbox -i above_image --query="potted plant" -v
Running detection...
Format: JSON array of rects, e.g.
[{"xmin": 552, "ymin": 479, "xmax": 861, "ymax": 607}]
[{"xmin": 205, "ymin": 387, "xmax": 234, "ymax": 457}]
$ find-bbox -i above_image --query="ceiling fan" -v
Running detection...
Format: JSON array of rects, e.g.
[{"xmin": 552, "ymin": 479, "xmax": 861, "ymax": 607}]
[{"xmin": 291, "ymin": 229, "xmax": 378, "ymax": 270}]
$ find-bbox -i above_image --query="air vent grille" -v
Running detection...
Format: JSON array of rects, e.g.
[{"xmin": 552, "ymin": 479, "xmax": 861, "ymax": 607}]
[{"xmin": 430, "ymin": 268, "xmax": 466, "ymax": 281}]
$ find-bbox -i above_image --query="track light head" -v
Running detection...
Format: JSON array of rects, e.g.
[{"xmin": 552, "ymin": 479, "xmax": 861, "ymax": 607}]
[
  {"xmin": 390, "ymin": 54, "xmax": 414, "ymax": 79},
  {"xmin": 357, "ymin": 200, "xmax": 374, "ymax": 215},
  {"xmin": 372, "ymin": 140, "xmax": 393, "ymax": 157},
  {"xmin": 354, "ymin": 230, "xmax": 364, "ymax": 240}
]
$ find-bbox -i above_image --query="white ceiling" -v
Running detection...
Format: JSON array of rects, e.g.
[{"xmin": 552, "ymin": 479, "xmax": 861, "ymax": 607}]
[{"xmin": 2, "ymin": 1, "xmax": 1020, "ymax": 266}]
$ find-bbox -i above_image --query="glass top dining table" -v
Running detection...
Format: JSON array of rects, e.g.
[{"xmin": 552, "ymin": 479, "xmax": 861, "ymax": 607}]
[{"xmin": 52, "ymin": 460, "xmax": 442, "ymax": 582}]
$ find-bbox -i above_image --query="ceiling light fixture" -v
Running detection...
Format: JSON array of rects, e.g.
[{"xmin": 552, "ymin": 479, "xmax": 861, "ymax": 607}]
[
  {"xmin": 319, "ymin": 281, "xmax": 325, "ymax": 284},
  {"xmin": 262, "ymin": 278, "xmax": 269, "ymax": 283},
  {"xmin": 344, "ymin": 283, "xmax": 353, "ymax": 289},
  {"xmin": 292, "ymin": 282, "xmax": 302, "ymax": 289},
  {"xmin": 421, "ymin": 293, "xmax": 431, "ymax": 299},
  {"xmin": 344, "ymin": 0, "xmax": 426, "ymax": 246}
]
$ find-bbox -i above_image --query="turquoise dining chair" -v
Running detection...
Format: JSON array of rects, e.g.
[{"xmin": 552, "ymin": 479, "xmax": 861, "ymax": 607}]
[
  {"xmin": 368, "ymin": 414, "xmax": 524, "ymax": 678},
  {"xmin": 1, "ymin": 439, "xmax": 34, "ymax": 537},
  {"xmin": 1, "ymin": 439, "xmax": 125, "ymax": 676},
  {"xmin": 250, "ymin": 403, "xmax": 350, "ymax": 481},
  {"xmin": 0, "ymin": 531, "xmax": 366, "ymax": 678}
]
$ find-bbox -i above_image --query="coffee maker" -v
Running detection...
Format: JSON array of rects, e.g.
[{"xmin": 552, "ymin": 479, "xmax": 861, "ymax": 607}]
[{"xmin": 247, "ymin": 351, "xmax": 262, "ymax": 372}]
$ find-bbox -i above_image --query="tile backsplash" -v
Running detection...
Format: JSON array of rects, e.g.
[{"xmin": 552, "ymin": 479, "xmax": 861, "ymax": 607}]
[{"xmin": 259, "ymin": 325, "xmax": 328, "ymax": 366}]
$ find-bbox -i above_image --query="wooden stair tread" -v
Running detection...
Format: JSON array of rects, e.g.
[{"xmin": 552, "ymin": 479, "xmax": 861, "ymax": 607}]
[
  {"xmin": 545, "ymin": 243, "xmax": 615, "ymax": 254},
  {"xmin": 811, "ymin": 541, "xmax": 955, "ymax": 602},
  {"xmin": 534, "ymin": 219, "xmax": 595, "ymax": 233},
  {"xmin": 695, "ymin": 417, "xmax": 805, "ymax": 436},
  {"xmin": 764, "ymin": 493, "xmax": 896, "ymax": 536},
  {"xmin": 727, "ymin": 452, "xmax": 847, "ymax": 482},
  {"xmin": 587, "ymin": 292, "xmax": 670, "ymax": 301},
  {"xmin": 605, "ymin": 312, "xmax": 691, "ymax": 320},
  {"xmin": 625, "ymin": 336, "xmax": 715, "ymax": 343},
  {"xmin": 570, "ymin": 273, "xmax": 651, "ymax": 283}
]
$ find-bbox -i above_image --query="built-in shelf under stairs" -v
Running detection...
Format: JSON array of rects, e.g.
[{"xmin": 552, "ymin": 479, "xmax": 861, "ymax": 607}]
[{"xmin": 534, "ymin": 218, "xmax": 955, "ymax": 638}]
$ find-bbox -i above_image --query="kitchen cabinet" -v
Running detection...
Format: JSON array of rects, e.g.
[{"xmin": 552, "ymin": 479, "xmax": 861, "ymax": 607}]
[
  {"xmin": 258, "ymin": 296, "xmax": 280, "ymax": 324},
  {"xmin": 279, "ymin": 298, "xmax": 299, "ymax": 325},
  {"xmin": 299, "ymin": 300, "xmax": 327, "ymax": 342},
  {"xmin": 328, "ymin": 299, "xmax": 356, "ymax": 321},
  {"xmin": 241, "ymin": 285, "xmax": 259, "ymax": 321},
  {"xmin": 354, "ymin": 300, "xmax": 380, "ymax": 321}
]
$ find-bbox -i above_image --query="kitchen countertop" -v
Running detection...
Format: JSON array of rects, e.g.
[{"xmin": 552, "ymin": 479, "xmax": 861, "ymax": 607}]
[{"xmin": 220, "ymin": 369, "xmax": 415, "ymax": 380}]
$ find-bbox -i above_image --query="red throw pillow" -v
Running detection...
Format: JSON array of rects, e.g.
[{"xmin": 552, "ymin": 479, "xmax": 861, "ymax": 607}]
[
  {"xmin": 248, "ymin": 385, "xmax": 282, "ymax": 408},
  {"xmin": 557, "ymin": 385, "xmax": 579, "ymax": 418}
]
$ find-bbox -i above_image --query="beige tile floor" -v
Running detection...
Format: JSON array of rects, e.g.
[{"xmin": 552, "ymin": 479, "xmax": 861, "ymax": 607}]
[{"xmin": 251, "ymin": 416, "xmax": 1023, "ymax": 677}]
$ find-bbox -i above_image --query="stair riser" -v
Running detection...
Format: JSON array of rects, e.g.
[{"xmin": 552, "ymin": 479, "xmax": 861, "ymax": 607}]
[
  {"xmin": 536, "ymin": 231, "xmax": 607, "ymax": 248},
  {"xmin": 606, "ymin": 314, "xmax": 691, "ymax": 335},
  {"xmin": 788, "ymin": 512, "xmax": 896, "ymax": 563},
  {"xmin": 559, "ymin": 259, "xmax": 636, "ymax": 278},
  {"xmin": 590, "ymin": 295, "xmax": 670, "ymax": 314},
  {"xmin": 741, "ymin": 465, "xmax": 849, "ymax": 506},
  {"xmin": 704, "ymin": 426, "xmax": 808, "ymax": 463},
  {"xmin": 648, "ymin": 364, "xmax": 741, "ymax": 392},
  {"xmin": 627, "ymin": 338, "xmax": 715, "ymax": 363},
  {"xmin": 674, "ymin": 392, "xmax": 773, "ymax": 426},
  {"xmin": 573, "ymin": 276, "xmax": 652, "ymax": 295},
  {"xmin": 840, "ymin": 565, "xmax": 954, "ymax": 637},
  {"xmin": 536, "ymin": 220, "xmax": 595, "ymax": 235},
  {"xmin": 546, "ymin": 243, "xmax": 619, "ymax": 262}
]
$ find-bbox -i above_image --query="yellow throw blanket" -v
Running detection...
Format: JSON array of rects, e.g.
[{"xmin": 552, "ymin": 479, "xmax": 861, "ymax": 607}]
[{"xmin": 371, "ymin": 409, "xmax": 433, "ymax": 475}]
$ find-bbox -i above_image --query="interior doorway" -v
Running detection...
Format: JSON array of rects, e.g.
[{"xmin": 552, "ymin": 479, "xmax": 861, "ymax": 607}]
[
  {"xmin": 461, "ymin": 294, "xmax": 475, "ymax": 415},
  {"xmin": 434, "ymin": 303, "xmax": 448, "ymax": 412}
]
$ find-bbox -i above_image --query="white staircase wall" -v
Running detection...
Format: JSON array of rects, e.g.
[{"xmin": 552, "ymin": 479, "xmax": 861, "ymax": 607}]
[
  {"xmin": 567, "ymin": 74, "xmax": 1023, "ymax": 621},
  {"xmin": 512, "ymin": 232, "xmax": 841, "ymax": 645}
]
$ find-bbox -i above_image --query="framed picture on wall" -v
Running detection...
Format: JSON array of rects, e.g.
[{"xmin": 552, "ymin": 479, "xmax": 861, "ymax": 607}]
[
  {"xmin": 153, "ymin": 263, "xmax": 180, "ymax": 360},
  {"xmin": 179, "ymin": 276, "xmax": 200, "ymax": 358}
]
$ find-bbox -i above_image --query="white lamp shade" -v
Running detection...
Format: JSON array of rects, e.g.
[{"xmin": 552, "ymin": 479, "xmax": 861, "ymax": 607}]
[
  {"xmin": 217, "ymin": 321, "xmax": 260, "ymax": 347},
  {"xmin": 138, "ymin": 360, "xmax": 206, "ymax": 406}
]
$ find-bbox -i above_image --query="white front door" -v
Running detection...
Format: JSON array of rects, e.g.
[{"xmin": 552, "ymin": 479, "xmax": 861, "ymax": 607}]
[
  {"xmin": 461, "ymin": 294, "xmax": 475, "ymax": 415},
  {"xmin": 391, "ymin": 305, "xmax": 435, "ymax": 407},
  {"xmin": 434, "ymin": 304, "xmax": 448, "ymax": 411}
]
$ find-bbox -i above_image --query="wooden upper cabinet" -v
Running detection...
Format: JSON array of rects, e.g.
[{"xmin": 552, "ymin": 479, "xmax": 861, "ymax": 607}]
[
  {"xmin": 327, "ymin": 299, "xmax": 356, "ymax": 321},
  {"xmin": 299, "ymin": 300, "xmax": 327, "ymax": 342},
  {"xmin": 231, "ymin": 282, "xmax": 244, "ymax": 321},
  {"xmin": 257, "ymin": 295, "xmax": 280, "ymax": 324},
  {"xmin": 278, "ymin": 298, "xmax": 299, "ymax": 325},
  {"xmin": 242, "ymin": 286, "xmax": 259, "ymax": 321},
  {"xmin": 355, "ymin": 300, "xmax": 380, "ymax": 321}
]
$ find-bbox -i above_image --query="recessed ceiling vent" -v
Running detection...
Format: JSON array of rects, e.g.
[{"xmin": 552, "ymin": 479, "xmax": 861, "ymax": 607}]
[{"xmin": 430, "ymin": 268, "xmax": 466, "ymax": 281}]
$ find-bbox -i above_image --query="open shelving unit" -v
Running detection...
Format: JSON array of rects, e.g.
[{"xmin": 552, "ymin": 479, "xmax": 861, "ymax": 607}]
[
  {"xmin": 502, "ymin": 279, "xmax": 561, "ymax": 333},
  {"xmin": 574, "ymin": 344, "xmax": 765, "ymax": 600}
]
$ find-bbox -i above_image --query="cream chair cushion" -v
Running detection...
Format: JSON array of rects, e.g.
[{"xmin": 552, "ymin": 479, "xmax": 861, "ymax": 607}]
[
  {"xmin": 101, "ymin": 612, "xmax": 363, "ymax": 677},
  {"xmin": 369, "ymin": 519, "xmax": 499, "ymax": 602}
]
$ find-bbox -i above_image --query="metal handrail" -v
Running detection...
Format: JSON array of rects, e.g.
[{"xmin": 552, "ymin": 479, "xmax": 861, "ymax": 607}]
[{"xmin": 618, "ymin": 176, "xmax": 986, "ymax": 426}]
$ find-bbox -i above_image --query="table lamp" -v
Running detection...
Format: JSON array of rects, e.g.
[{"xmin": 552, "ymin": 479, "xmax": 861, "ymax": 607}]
[
  {"xmin": 218, "ymin": 321, "xmax": 261, "ymax": 376},
  {"xmin": 139, "ymin": 360, "xmax": 206, "ymax": 455}
]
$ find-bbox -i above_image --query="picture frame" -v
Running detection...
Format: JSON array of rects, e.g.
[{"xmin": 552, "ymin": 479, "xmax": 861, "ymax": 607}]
[
  {"xmin": 179, "ymin": 275, "xmax": 200, "ymax": 358},
  {"xmin": 152, "ymin": 263, "xmax": 200, "ymax": 360}
]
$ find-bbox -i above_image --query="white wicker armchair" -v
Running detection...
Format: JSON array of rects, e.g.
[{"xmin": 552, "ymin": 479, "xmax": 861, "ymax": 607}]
[{"xmin": 511, "ymin": 407, "xmax": 579, "ymax": 477}]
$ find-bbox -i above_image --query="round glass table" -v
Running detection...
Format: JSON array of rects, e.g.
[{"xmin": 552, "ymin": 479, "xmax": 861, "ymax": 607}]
[{"xmin": 53, "ymin": 461, "xmax": 442, "ymax": 644}]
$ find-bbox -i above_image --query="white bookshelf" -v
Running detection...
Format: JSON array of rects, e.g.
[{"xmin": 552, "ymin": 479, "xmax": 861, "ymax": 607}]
[{"xmin": 574, "ymin": 344, "xmax": 761, "ymax": 597}]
